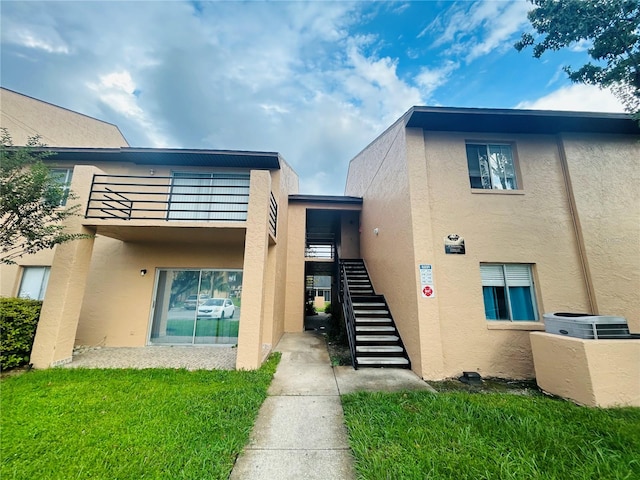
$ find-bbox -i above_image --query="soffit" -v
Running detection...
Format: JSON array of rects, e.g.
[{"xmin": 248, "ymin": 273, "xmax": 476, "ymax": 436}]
[
  {"xmin": 39, "ymin": 147, "xmax": 281, "ymax": 169},
  {"xmin": 405, "ymin": 107, "xmax": 640, "ymax": 135}
]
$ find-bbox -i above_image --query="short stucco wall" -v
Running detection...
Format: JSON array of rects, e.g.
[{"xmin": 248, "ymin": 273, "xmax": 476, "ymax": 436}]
[{"xmin": 530, "ymin": 332, "xmax": 640, "ymax": 408}]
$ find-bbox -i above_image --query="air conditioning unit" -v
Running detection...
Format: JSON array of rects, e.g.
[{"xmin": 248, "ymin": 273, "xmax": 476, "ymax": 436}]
[{"xmin": 543, "ymin": 313, "xmax": 631, "ymax": 339}]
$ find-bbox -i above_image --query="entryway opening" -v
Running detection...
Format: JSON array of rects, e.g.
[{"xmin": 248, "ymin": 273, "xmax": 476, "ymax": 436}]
[{"xmin": 302, "ymin": 207, "xmax": 360, "ymax": 332}]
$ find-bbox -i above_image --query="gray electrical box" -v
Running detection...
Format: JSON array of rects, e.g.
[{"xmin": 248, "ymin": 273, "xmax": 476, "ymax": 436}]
[{"xmin": 543, "ymin": 313, "xmax": 630, "ymax": 339}]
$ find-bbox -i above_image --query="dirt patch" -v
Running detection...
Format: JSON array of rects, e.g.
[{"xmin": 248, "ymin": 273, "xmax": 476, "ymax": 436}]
[
  {"xmin": 1, "ymin": 365, "xmax": 31, "ymax": 380},
  {"xmin": 429, "ymin": 377, "xmax": 542, "ymax": 396},
  {"xmin": 325, "ymin": 336, "xmax": 352, "ymax": 366}
]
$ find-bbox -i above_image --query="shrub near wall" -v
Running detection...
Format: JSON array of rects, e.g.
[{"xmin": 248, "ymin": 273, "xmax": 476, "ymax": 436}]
[{"xmin": 0, "ymin": 298, "xmax": 42, "ymax": 370}]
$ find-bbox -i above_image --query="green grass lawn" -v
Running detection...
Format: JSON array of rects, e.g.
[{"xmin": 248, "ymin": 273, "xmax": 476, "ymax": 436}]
[
  {"xmin": 1, "ymin": 355, "xmax": 279, "ymax": 480},
  {"xmin": 342, "ymin": 391, "xmax": 640, "ymax": 480}
]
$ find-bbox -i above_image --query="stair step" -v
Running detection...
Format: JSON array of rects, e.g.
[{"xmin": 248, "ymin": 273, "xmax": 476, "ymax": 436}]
[
  {"xmin": 357, "ymin": 357, "xmax": 410, "ymax": 366},
  {"xmin": 356, "ymin": 317, "xmax": 392, "ymax": 323},
  {"xmin": 356, "ymin": 345, "xmax": 404, "ymax": 353},
  {"xmin": 353, "ymin": 302, "xmax": 386, "ymax": 307},
  {"xmin": 354, "ymin": 312, "xmax": 390, "ymax": 318},
  {"xmin": 356, "ymin": 334, "xmax": 399, "ymax": 342},
  {"xmin": 356, "ymin": 325, "xmax": 396, "ymax": 333}
]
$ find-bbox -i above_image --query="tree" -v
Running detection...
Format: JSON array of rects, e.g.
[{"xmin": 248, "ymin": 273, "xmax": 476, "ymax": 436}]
[
  {"xmin": 0, "ymin": 129, "xmax": 91, "ymax": 264},
  {"xmin": 515, "ymin": 0, "xmax": 640, "ymax": 117}
]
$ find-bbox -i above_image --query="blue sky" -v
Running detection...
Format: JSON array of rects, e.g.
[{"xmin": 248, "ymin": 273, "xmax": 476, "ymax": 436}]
[{"xmin": 1, "ymin": 1, "xmax": 625, "ymax": 195}]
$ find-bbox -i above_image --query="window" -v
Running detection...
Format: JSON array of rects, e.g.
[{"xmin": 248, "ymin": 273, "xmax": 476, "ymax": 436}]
[
  {"xmin": 480, "ymin": 264, "xmax": 537, "ymax": 321},
  {"xmin": 18, "ymin": 266, "xmax": 51, "ymax": 300},
  {"xmin": 50, "ymin": 168, "xmax": 73, "ymax": 206},
  {"xmin": 466, "ymin": 143, "xmax": 517, "ymax": 190}
]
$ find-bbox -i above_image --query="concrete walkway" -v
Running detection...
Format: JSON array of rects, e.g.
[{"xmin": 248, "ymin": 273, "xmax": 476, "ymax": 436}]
[
  {"xmin": 230, "ymin": 332, "xmax": 435, "ymax": 479},
  {"xmin": 230, "ymin": 333, "xmax": 355, "ymax": 480}
]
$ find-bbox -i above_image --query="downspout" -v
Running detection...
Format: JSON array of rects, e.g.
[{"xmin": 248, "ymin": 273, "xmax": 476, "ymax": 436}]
[{"xmin": 556, "ymin": 134, "xmax": 598, "ymax": 314}]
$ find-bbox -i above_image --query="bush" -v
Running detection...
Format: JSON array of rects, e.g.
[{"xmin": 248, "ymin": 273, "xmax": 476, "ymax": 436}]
[
  {"xmin": 324, "ymin": 302, "xmax": 332, "ymax": 313},
  {"xmin": 0, "ymin": 297, "xmax": 42, "ymax": 370}
]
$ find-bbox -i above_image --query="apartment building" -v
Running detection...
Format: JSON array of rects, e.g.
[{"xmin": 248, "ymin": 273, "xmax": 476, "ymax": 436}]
[{"xmin": 2, "ymin": 88, "xmax": 638, "ymax": 379}]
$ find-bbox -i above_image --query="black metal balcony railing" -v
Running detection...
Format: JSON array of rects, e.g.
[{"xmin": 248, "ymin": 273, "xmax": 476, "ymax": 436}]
[
  {"xmin": 85, "ymin": 175, "xmax": 277, "ymax": 231},
  {"xmin": 269, "ymin": 192, "xmax": 278, "ymax": 237},
  {"xmin": 305, "ymin": 233, "xmax": 335, "ymax": 259}
]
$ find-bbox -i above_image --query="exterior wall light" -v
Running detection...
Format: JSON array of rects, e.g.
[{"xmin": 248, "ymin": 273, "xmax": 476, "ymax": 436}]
[
  {"xmin": 140, "ymin": 269, "xmax": 147, "ymax": 276},
  {"xmin": 374, "ymin": 228, "xmax": 379, "ymax": 236}
]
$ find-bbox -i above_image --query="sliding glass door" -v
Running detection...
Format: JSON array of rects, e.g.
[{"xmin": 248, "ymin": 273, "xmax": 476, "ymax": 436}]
[
  {"xmin": 167, "ymin": 172, "xmax": 250, "ymax": 221},
  {"xmin": 149, "ymin": 268, "xmax": 243, "ymax": 345}
]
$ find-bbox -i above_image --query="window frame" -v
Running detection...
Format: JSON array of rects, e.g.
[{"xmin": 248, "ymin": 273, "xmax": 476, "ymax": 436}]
[
  {"xmin": 18, "ymin": 266, "xmax": 51, "ymax": 300},
  {"xmin": 465, "ymin": 142, "xmax": 521, "ymax": 191},
  {"xmin": 480, "ymin": 263, "xmax": 538, "ymax": 322},
  {"xmin": 50, "ymin": 168, "xmax": 73, "ymax": 206}
]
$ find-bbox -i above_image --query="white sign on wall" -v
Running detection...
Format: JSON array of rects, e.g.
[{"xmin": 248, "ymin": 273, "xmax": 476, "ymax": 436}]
[{"xmin": 419, "ymin": 264, "xmax": 435, "ymax": 298}]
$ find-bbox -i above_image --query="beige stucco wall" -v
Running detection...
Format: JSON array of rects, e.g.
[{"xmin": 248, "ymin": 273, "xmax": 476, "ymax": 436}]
[
  {"xmin": 339, "ymin": 211, "xmax": 361, "ymax": 259},
  {"xmin": 345, "ymin": 121, "xmax": 432, "ymax": 376},
  {"xmin": 345, "ymin": 122, "xmax": 619, "ymax": 380},
  {"xmin": 30, "ymin": 166, "xmax": 99, "ymax": 367},
  {"xmin": 419, "ymin": 131, "xmax": 593, "ymax": 380},
  {"xmin": 531, "ymin": 332, "xmax": 640, "ymax": 407},
  {"xmin": 260, "ymin": 159, "xmax": 299, "ymax": 350},
  {"xmin": 562, "ymin": 134, "xmax": 640, "ymax": 331},
  {"xmin": 75, "ymin": 239, "xmax": 246, "ymax": 347},
  {"xmin": 284, "ymin": 202, "xmax": 307, "ymax": 333},
  {"xmin": 0, "ymin": 88, "xmax": 129, "ymax": 147}
]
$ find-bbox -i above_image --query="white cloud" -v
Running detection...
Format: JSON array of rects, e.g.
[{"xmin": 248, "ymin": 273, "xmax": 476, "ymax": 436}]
[
  {"xmin": 4, "ymin": 26, "xmax": 69, "ymax": 54},
  {"xmin": 570, "ymin": 39, "xmax": 592, "ymax": 53},
  {"xmin": 515, "ymin": 84, "xmax": 626, "ymax": 113},
  {"xmin": 422, "ymin": 0, "xmax": 531, "ymax": 63},
  {"xmin": 416, "ymin": 61, "xmax": 459, "ymax": 98},
  {"xmin": 88, "ymin": 71, "xmax": 171, "ymax": 148},
  {"xmin": 465, "ymin": 1, "xmax": 531, "ymax": 62}
]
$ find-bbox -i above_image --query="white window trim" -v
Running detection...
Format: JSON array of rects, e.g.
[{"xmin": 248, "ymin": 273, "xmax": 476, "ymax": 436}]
[
  {"xmin": 51, "ymin": 168, "xmax": 73, "ymax": 206},
  {"xmin": 466, "ymin": 142, "xmax": 519, "ymax": 191},
  {"xmin": 18, "ymin": 266, "xmax": 51, "ymax": 300}
]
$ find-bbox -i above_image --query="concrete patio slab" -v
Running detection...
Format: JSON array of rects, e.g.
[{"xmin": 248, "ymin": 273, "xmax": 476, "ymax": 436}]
[
  {"xmin": 334, "ymin": 365, "xmax": 436, "ymax": 395},
  {"xmin": 247, "ymin": 396, "xmax": 350, "ymax": 449},
  {"xmin": 64, "ymin": 345, "xmax": 237, "ymax": 370}
]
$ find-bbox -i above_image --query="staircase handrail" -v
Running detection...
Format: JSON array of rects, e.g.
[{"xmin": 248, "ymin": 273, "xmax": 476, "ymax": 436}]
[{"xmin": 340, "ymin": 262, "xmax": 358, "ymax": 369}]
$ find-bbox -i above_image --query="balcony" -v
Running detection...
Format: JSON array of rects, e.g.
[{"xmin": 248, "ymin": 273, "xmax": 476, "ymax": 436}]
[{"xmin": 83, "ymin": 173, "xmax": 277, "ymax": 241}]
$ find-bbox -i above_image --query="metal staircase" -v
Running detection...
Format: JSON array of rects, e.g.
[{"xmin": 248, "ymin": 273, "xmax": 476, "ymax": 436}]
[{"xmin": 340, "ymin": 259, "xmax": 410, "ymax": 369}]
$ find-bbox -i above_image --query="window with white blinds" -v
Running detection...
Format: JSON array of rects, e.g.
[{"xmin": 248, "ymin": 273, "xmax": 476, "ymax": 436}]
[
  {"xmin": 167, "ymin": 172, "xmax": 250, "ymax": 221},
  {"xmin": 480, "ymin": 264, "xmax": 537, "ymax": 321}
]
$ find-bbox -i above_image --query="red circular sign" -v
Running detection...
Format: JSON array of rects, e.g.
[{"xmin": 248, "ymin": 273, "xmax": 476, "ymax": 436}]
[{"xmin": 423, "ymin": 285, "xmax": 433, "ymax": 297}]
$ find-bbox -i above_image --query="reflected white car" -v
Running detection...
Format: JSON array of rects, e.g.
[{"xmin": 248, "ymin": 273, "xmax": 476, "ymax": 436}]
[{"xmin": 197, "ymin": 298, "xmax": 235, "ymax": 319}]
